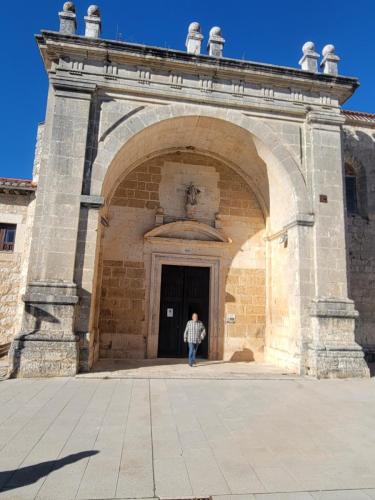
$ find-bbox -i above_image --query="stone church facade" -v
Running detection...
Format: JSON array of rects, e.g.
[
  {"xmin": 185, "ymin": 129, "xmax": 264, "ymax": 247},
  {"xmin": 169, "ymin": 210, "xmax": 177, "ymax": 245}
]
[{"xmin": 1, "ymin": 3, "xmax": 375, "ymax": 378}]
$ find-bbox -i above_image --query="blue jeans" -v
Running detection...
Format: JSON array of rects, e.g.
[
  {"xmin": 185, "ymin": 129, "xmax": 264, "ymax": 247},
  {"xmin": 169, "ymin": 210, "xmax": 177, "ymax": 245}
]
[{"xmin": 188, "ymin": 342, "xmax": 198, "ymax": 366}]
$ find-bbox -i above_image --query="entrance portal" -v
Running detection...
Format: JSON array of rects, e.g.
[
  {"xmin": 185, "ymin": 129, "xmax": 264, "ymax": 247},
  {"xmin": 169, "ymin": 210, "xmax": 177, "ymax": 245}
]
[{"xmin": 158, "ymin": 265, "xmax": 210, "ymax": 358}]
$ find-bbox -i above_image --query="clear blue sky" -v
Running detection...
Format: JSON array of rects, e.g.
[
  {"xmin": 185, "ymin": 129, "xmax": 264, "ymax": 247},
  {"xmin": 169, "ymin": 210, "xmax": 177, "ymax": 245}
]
[{"xmin": 1, "ymin": 0, "xmax": 374, "ymax": 179}]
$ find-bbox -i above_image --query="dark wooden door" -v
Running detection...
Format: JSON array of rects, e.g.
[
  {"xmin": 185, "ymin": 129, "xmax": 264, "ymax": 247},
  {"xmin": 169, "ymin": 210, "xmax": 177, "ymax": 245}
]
[{"xmin": 158, "ymin": 265, "xmax": 210, "ymax": 358}]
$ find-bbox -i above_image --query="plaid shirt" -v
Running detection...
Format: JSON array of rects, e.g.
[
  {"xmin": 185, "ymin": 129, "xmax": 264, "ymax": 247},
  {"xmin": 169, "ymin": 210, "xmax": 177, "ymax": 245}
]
[{"xmin": 183, "ymin": 320, "xmax": 206, "ymax": 344}]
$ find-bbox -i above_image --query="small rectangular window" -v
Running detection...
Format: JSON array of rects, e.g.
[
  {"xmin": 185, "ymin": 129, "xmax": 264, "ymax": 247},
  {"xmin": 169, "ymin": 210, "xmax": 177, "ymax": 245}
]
[
  {"xmin": 345, "ymin": 176, "xmax": 358, "ymax": 214},
  {"xmin": 0, "ymin": 224, "xmax": 16, "ymax": 252}
]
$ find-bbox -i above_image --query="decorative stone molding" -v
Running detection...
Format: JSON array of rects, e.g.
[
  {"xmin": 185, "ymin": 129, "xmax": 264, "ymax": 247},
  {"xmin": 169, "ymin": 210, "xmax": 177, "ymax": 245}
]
[
  {"xmin": 306, "ymin": 110, "xmax": 346, "ymax": 127},
  {"xmin": 38, "ymin": 30, "xmax": 359, "ymax": 108},
  {"xmin": 169, "ymin": 72, "xmax": 183, "ymax": 89},
  {"xmin": 69, "ymin": 60, "xmax": 84, "ymax": 75},
  {"xmin": 310, "ymin": 298, "xmax": 358, "ymax": 319},
  {"xmin": 104, "ymin": 62, "xmax": 118, "ymax": 79},
  {"xmin": 200, "ymin": 75, "xmax": 213, "ymax": 92},
  {"xmin": 232, "ymin": 80, "xmax": 244, "ymax": 96},
  {"xmin": 265, "ymin": 213, "xmax": 315, "ymax": 241},
  {"xmin": 144, "ymin": 220, "xmax": 232, "ymax": 243},
  {"xmin": 138, "ymin": 67, "xmax": 151, "ymax": 85}
]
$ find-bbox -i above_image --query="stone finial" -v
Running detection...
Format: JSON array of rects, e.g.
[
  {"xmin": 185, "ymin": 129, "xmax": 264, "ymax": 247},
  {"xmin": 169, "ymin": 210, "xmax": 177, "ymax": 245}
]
[
  {"xmin": 207, "ymin": 26, "xmax": 225, "ymax": 57},
  {"xmin": 59, "ymin": 2, "xmax": 77, "ymax": 35},
  {"xmin": 320, "ymin": 44, "xmax": 340, "ymax": 76},
  {"xmin": 85, "ymin": 5, "xmax": 101, "ymax": 38},
  {"xmin": 299, "ymin": 41, "xmax": 319, "ymax": 73},
  {"xmin": 186, "ymin": 22, "xmax": 203, "ymax": 55}
]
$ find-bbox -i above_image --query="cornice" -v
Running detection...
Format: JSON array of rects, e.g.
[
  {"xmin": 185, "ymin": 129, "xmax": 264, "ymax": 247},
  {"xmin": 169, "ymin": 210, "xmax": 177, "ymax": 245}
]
[{"xmin": 36, "ymin": 31, "xmax": 358, "ymax": 105}]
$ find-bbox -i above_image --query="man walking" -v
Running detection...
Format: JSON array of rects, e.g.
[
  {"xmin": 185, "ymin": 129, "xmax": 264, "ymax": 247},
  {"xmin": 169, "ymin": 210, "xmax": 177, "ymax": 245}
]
[{"xmin": 183, "ymin": 313, "xmax": 206, "ymax": 367}]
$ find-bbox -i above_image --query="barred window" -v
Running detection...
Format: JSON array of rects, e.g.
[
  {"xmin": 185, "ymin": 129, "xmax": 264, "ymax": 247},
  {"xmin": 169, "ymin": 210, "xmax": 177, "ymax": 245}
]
[
  {"xmin": 0, "ymin": 224, "xmax": 16, "ymax": 252},
  {"xmin": 345, "ymin": 164, "xmax": 358, "ymax": 214}
]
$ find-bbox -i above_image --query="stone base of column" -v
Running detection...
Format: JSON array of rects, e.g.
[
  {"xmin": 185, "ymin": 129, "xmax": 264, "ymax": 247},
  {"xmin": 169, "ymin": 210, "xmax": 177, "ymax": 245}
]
[
  {"xmin": 8, "ymin": 281, "xmax": 80, "ymax": 378},
  {"xmin": 8, "ymin": 335, "xmax": 79, "ymax": 378},
  {"xmin": 306, "ymin": 346, "xmax": 369, "ymax": 379},
  {"xmin": 306, "ymin": 298, "xmax": 370, "ymax": 378}
]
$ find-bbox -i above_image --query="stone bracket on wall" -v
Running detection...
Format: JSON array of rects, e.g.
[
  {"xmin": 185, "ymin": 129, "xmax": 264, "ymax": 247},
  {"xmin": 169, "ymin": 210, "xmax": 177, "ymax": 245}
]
[{"xmin": 80, "ymin": 194, "xmax": 105, "ymax": 208}]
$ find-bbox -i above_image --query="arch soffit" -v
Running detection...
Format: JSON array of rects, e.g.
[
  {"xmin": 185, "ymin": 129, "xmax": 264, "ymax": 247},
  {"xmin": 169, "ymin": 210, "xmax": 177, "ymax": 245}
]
[
  {"xmin": 94, "ymin": 104, "xmax": 310, "ymax": 214},
  {"xmin": 109, "ymin": 146, "xmax": 269, "ymax": 220}
]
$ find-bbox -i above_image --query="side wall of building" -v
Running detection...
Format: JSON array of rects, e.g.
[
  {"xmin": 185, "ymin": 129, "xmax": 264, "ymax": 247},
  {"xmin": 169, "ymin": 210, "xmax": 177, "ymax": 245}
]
[
  {"xmin": 0, "ymin": 193, "xmax": 34, "ymax": 346},
  {"xmin": 344, "ymin": 124, "xmax": 375, "ymax": 353}
]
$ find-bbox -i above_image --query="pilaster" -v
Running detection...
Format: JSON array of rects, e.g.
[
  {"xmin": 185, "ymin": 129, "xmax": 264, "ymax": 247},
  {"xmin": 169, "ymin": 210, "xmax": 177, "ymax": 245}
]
[
  {"xmin": 9, "ymin": 79, "xmax": 97, "ymax": 378},
  {"xmin": 305, "ymin": 111, "xmax": 369, "ymax": 377}
]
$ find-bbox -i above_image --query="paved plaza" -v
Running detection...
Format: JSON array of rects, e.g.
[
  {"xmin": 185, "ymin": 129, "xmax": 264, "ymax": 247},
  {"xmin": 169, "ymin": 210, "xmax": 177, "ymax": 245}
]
[{"xmin": 1, "ymin": 365, "xmax": 375, "ymax": 499}]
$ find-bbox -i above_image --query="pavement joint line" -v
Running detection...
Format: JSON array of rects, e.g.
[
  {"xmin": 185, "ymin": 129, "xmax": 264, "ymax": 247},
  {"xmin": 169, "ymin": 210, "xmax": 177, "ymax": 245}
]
[
  {"xmin": 114, "ymin": 379, "xmax": 134, "ymax": 498},
  {"xmin": 0, "ymin": 379, "xmax": 51, "ymax": 427},
  {"xmin": 34, "ymin": 378, "xmax": 102, "ymax": 499},
  {"xmin": 74, "ymin": 379, "xmax": 119, "ymax": 500},
  {"xmin": 0, "ymin": 377, "xmax": 70, "ymax": 453},
  {"xmin": 0, "ymin": 378, "xmax": 84, "ymax": 493},
  {"xmin": 167, "ymin": 380, "xmax": 195, "ymax": 496},
  {"xmin": 149, "ymin": 378, "xmax": 157, "ymax": 499}
]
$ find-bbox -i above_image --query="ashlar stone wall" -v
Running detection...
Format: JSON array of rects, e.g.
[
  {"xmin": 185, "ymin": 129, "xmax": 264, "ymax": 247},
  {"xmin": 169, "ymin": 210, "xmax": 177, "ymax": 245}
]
[{"xmin": 97, "ymin": 151, "xmax": 266, "ymax": 361}]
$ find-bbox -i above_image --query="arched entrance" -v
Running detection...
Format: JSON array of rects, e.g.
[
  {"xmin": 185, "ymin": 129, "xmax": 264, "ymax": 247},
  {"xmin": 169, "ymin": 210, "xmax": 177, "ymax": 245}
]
[{"xmin": 88, "ymin": 108, "xmax": 311, "ymax": 373}]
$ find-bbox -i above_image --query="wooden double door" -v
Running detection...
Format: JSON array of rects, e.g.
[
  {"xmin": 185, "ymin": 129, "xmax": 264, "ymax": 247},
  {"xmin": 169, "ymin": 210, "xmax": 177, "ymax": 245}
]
[{"xmin": 158, "ymin": 265, "xmax": 210, "ymax": 358}]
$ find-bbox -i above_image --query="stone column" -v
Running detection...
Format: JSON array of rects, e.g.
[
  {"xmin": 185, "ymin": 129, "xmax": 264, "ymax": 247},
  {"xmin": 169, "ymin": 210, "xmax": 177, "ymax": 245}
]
[
  {"xmin": 9, "ymin": 78, "xmax": 97, "ymax": 378},
  {"xmin": 305, "ymin": 111, "xmax": 369, "ymax": 378}
]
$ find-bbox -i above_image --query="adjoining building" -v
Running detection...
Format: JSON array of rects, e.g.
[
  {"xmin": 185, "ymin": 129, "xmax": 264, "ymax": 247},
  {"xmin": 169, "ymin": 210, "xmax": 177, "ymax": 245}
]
[{"xmin": 1, "ymin": 3, "xmax": 375, "ymax": 378}]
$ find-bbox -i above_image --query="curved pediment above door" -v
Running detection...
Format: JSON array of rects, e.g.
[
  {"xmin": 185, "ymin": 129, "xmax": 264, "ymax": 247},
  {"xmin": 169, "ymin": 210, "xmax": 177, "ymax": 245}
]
[{"xmin": 144, "ymin": 220, "xmax": 232, "ymax": 244}]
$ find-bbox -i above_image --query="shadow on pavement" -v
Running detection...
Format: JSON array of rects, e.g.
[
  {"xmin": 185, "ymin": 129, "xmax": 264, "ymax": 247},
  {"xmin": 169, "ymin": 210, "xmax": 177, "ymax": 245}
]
[{"xmin": 0, "ymin": 450, "xmax": 99, "ymax": 493}]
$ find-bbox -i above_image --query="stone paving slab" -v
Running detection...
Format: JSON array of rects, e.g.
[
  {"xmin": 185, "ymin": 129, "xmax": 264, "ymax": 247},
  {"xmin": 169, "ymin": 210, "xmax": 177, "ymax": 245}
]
[{"xmin": 0, "ymin": 376, "xmax": 375, "ymax": 499}]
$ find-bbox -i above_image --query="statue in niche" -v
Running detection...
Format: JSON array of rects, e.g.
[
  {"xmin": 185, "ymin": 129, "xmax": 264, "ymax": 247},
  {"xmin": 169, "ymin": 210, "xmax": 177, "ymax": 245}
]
[{"xmin": 185, "ymin": 182, "xmax": 201, "ymax": 218}]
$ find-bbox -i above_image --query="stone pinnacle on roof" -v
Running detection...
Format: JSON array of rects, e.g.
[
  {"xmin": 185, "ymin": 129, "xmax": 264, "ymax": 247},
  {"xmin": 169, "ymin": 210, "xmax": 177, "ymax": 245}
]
[
  {"xmin": 186, "ymin": 21, "xmax": 203, "ymax": 55},
  {"xmin": 85, "ymin": 5, "xmax": 101, "ymax": 38},
  {"xmin": 207, "ymin": 26, "xmax": 225, "ymax": 57},
  {"xmin": 59, "ymin": 2, "xmax": 77, "ymax": 35},
  {"xmin": 321, "ymin": 44, "xmax": 340, "ymax": 76},
  {"xmin": 299, "ymin": 41, "xmax": 319, "ymax": 73}
]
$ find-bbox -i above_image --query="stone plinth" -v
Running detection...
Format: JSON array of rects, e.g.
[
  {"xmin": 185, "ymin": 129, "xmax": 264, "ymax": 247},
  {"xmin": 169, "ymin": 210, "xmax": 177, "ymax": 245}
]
[
  {"xmin": 307, "ymin": 299, "xmax": 370, "ymax": 378},
  {"xmin": 8, "ymin": 281, "xmax": 79, "ymax": 377}
]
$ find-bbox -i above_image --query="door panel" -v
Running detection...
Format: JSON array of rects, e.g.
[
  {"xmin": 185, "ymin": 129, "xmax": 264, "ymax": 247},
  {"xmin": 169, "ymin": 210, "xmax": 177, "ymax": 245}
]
[{"xmin": 158, "ymin": 265, "xmax": 210, "ymax": 358}]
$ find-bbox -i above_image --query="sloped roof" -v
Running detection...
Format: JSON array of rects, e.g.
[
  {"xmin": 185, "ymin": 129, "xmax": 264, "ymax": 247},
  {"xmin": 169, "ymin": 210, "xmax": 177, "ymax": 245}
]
[
  {"xmin": 342, "ymin": 109, "xmax": 375, "ymax": 125},
  {"xmin": 0, "ymin": 178, "xmax": 36, "ymax": 194}
]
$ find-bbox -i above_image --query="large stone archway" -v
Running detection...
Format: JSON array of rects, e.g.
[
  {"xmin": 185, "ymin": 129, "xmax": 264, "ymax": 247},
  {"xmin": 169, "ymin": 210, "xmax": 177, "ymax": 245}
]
[
  {"xmin": 87, "ymin": 112, "xmax": 313, "ymax": 373},
  {"xmin": 91, "ymin": 104, "xmax": 310, "ymax": 219}
]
